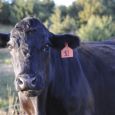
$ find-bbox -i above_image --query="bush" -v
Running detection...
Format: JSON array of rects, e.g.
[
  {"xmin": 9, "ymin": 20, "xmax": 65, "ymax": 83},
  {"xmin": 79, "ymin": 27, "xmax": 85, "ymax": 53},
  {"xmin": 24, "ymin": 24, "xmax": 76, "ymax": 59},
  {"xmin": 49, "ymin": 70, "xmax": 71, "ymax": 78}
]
[{"xmin": 77, "ymin": 15, "xmax": 115, "ymax": 41}]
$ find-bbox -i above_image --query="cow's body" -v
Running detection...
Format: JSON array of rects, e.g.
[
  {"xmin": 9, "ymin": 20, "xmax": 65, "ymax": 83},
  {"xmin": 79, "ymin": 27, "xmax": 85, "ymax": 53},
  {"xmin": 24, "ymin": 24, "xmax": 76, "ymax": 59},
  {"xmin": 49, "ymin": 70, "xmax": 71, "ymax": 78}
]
[
  {"xmin": 78, "ymin": 43, "xmax": 115, "ymax": 115},
  {"xmin": 0, "ymin": 17, "xmax": 115, "ymax": 115},
  {"xmin": 44, "ymin": 42, "xmax": 115, "ymax": 115}
]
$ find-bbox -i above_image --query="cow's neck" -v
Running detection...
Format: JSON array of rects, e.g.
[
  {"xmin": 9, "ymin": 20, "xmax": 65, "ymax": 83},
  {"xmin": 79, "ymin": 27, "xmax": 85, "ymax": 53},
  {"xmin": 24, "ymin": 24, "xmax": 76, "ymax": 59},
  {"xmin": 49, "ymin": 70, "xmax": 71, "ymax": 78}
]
[{"xmin": 49, "ymin": 48, "xmax": 94, "ymax": 114}]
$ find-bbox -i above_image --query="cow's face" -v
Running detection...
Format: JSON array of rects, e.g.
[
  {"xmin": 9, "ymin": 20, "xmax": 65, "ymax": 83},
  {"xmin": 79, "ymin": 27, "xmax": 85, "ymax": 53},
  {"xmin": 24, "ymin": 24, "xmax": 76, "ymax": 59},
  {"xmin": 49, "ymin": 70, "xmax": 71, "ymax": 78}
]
[
  {"xmin": 8, "ymin": 17, "xmax": 51, "ymax": 96},
  {"xmin": 1, "ymin": 17, "xmax": 80, "ymax": 97}
]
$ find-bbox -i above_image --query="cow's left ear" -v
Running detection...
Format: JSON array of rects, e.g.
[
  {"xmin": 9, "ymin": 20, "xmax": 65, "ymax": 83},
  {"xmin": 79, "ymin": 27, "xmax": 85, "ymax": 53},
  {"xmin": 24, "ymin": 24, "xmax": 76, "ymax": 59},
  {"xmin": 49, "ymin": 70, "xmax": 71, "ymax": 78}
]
[
  {"xmin": 49, "ymin": 34, "xmax": 80, "ymax": 49},
  {"xmin": 0, "ymin": 33, "xmax": 9, "ymax": 47}
]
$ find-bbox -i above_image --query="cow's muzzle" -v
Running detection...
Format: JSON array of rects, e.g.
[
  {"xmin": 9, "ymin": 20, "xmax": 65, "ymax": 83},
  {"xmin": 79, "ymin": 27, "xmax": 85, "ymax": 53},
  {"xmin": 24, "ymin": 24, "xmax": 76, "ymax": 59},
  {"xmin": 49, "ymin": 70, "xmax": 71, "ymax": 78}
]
[
  {"xmin": 16, "ymin": 76, "xmax": 37, "ymax": 91},
  {"xmin": 15, "ymin": 73, "xmax": 45, "ymax": 96}
]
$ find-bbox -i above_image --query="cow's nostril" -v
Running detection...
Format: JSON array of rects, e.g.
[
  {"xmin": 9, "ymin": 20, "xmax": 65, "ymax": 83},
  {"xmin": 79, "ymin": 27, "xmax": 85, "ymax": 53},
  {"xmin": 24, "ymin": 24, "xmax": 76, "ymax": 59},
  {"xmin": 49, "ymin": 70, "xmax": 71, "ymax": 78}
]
[
  {"xmin": 16, "ymin": 78, "xmax": 26, "ymax": 91},
  {"xmin": 16, "ymin": 76, "xmax": 37, "ymax": 90}
]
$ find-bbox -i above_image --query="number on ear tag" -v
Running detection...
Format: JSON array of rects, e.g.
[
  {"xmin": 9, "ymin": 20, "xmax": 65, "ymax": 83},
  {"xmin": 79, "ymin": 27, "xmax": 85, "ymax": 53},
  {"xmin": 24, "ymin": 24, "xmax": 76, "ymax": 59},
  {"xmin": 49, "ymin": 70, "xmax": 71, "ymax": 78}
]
[{"xmin": 61, "ymin": 43, "xmax": 73, "ymax": 58}]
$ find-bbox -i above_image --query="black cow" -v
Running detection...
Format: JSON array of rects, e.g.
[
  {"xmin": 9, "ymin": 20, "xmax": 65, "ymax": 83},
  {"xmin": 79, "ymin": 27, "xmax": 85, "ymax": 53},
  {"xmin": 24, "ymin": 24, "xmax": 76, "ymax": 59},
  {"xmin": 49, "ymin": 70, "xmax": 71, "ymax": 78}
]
[
  {"xmin": 0, "ymin": 33, "xmax": 9, "ymax": 47},
  {"xmin": 0, "ymin": 17, "xmax": 115, "ymax": 115}
]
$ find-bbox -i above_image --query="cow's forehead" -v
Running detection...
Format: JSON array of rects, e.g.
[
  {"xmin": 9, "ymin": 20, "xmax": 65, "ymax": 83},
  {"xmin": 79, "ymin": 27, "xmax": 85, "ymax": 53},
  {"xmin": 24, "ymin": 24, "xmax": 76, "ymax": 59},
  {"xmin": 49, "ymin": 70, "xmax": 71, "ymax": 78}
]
[
  {"xmin": 15, "ymin": 17, "xmax": 42, "ymax": 32},
  {"xmin": 10, "ymin": 17, "xmax": 50, "ymax": 48},
  {"xmin": 10, "ymin": 17, "xmax": 42, "ymax": 38}
]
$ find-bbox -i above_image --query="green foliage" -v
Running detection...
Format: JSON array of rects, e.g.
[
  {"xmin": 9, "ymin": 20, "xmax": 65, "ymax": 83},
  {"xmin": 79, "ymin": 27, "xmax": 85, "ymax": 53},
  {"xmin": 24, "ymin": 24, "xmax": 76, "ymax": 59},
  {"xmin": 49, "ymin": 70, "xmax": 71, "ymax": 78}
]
[
  {"xmin": 0, "ymin": 87, "xmax": 18, "ymax": 114},
  {"xmin": 9, "ymin": 0, "xmax": 35, "ymax": 24},
  {"xmin": 33, "ymin": 0, "xmax": 55, "ymax": 22},
  {"xmin": 77, "ymin": 15, "xmax": 115, "ymax": 41},
  {"xmin": 49, "ymin": 8, "xmax": 62, "ymax": 33},
  {"xmin": 68, "ymin": 1, "xmax": 81, "ymax": 20},
  {"xmin": 0, "ymin": 0, "xmax": 55, "ymax": 25},
  {"xmin": 78, "ymin": 0, "xmax": 105, "ymax": 24},
  {"xmin": 48, "ymin": 7, "xmax": 77, "ymax": 34},
  {"xmin": 0, "ymin": 0, "xmax": 115, "ymax": 40},
  {"xmin": 61, "ymin": 15, "xmax": 76, "ymax": 33},
  {"xmin": 58, "ymin": 5, "xmax": 68, "ymax": 20},
  {"xmin": 77, "ymin": 0, "xmax": 115, "ymax": 24},
  {"xmin": 0, "ymin": 87, "xmax": 15, "ymax": 108},
  {"xmin": 0, "ymin": 0, "xmax": 3, "ymax": 9},
  {"xmin": 0, "ymin": 2, "xmax": 11, "ymax": 24},
  {"xmin": 0, "ymin": 48, "xmax": 17, "ymax": 113}
]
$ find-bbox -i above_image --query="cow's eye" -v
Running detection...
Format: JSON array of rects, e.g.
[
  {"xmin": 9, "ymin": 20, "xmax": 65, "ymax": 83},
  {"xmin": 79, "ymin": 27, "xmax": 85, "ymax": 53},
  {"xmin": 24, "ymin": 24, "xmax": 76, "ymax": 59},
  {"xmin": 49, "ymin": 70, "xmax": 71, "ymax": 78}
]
[{"xmin": 41, "ymin": 44, "xmax": 49, "ymax": 52}]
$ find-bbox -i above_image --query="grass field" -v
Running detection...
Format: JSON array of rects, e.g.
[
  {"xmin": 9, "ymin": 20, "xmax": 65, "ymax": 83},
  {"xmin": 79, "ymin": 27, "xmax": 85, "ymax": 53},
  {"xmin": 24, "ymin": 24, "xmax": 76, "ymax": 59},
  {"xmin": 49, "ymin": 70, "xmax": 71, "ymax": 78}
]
[
  {"xmin": 0, "ymin": 48, "xmax": 19, "ymax": 114},
  {"xmin": 0, "ymin": 24, "xmax": 20, "ymax": 114},
  {"xmin": 0, "ymin": 24, "xmax": 13, "ymax": 33}
]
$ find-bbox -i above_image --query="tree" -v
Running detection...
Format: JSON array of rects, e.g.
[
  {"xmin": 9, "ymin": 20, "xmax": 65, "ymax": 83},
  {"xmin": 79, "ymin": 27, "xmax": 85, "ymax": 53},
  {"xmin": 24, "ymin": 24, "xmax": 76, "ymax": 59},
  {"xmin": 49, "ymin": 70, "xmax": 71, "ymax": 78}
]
[
  {"xmin": 78, "ymin": 0, "xmax": 105, "ymax": 24},
  {"xmin": 77, "ymin": 0, "xmax": 115, "ymax": 24},
  {"xmin": 33, "ymin": 0, "xmax": 55, "ymax": 22},
  {"xmin": 68, "ymin": 1, "xmax": 81, "ymax": 20},
  {"xmin": 9, "ymin": 0, "xmax": 35, "ymax": 24},
  {"xmin": 61, "ymin": 15, "xmax": 76, "ymax": 33},
  {"xmin": 102, "ymin": 0, "xmax": 115, "ymax": 20},
  {"xmin": 0, "ymin": 0, "xmax": 3, "ymax": 10},
  {"xmin": 0, "ymin": 2, "xmax": 11, "ymax": 24},
  {"xmin": 48, "ymin": 7, "xmax": 77, "ymax": 34},
  {"xmin": 49, "ymin": 8, "xmax": 63, "ymax": 33},
  {"xmin": 58, "ymin": 5, "xmax": 67, "ymax": 21},
  {"xmin": 77, "ymin": 15, "xmax": 115, "ymax": 41}
]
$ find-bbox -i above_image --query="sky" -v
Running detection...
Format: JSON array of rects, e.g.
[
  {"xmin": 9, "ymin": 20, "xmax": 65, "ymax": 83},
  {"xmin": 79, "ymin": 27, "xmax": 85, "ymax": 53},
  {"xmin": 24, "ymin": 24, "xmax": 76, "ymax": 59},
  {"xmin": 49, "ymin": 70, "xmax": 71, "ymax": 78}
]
[
  {"xmin": 53, "ymin": 0, "xmax": 75, "ymax": 6},
  {"xmin": 6, "ymin": 0, "xmax": 75, "ymax": 6}
]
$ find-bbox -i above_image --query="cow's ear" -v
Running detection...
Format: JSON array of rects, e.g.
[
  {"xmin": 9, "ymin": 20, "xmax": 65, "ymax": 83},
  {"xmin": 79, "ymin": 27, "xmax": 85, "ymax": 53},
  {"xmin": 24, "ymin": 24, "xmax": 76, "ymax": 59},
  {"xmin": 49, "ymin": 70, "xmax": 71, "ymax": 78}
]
[
  {"xmin": 49, "ymin": 34, "xmax": 80, "ymax": 49},
  {"xmin": 0, "ymin": 33, "xmax": 9, "ymax": 47}
]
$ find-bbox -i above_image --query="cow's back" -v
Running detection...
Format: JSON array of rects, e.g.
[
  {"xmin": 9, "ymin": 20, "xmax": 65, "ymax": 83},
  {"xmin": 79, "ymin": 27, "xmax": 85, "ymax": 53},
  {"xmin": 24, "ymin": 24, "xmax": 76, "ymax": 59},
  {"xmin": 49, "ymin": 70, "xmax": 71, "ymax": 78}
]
[{"xmin": 78, "ymin": 40, "xmax": 115, "ymax": 115}]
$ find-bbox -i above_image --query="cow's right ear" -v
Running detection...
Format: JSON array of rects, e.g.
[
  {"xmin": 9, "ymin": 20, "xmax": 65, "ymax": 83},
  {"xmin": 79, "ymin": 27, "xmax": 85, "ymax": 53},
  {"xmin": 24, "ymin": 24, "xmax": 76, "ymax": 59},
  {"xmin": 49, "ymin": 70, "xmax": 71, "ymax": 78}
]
[
  {"xmin": 0, "ymin": 33, "xmax": 9, "ymax": 47},
  {"xmin": 49, "ymin": 34, "xmax": 80, "ymax": 49}
]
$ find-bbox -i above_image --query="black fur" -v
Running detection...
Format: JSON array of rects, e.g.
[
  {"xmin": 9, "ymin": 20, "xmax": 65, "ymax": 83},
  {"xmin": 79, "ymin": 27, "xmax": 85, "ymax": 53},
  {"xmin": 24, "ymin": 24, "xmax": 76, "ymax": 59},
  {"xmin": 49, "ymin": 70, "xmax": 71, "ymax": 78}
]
[
  {"xmin": 0, "ymin": 33, "xmax": 9, "ymax": 47},
  {"xmin": 50, "ymin": 34, "xmax": 80, "ymax": 49}
]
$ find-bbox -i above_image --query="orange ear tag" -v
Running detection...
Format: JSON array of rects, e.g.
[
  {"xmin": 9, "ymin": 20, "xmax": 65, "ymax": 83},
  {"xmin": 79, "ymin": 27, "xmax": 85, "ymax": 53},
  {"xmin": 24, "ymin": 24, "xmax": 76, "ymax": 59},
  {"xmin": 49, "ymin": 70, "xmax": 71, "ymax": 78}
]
[{"xmin": 61, "ymin": 43, "xmax": 73, "ymax": 58}]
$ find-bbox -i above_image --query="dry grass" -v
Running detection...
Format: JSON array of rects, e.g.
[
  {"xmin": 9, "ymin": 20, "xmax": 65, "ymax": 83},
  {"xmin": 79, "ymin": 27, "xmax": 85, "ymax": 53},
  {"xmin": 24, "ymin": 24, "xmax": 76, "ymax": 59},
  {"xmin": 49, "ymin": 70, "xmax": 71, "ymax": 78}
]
[
  {"xmin": 0, "ymin": 48, "xmax": 20, "ymax": 115},
  {"xmin": 0, "ymin": 24, "xmax": 21, "ymax": 114}
]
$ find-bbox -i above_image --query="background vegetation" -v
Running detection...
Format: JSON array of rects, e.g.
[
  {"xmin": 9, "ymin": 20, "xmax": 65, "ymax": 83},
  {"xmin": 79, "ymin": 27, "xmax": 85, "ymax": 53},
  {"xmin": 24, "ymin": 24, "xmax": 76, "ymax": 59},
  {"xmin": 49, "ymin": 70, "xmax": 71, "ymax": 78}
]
[
  {"xmin": 0, "ymin": 0, "xmax": 115, "ymax": 114},
  {"xmin": 0, "ymin": 48, "xmax": 19, "ymax": 114},
  {"xmin": 0, "ymin": 0, "xmax": 115, "ymax": 41}
]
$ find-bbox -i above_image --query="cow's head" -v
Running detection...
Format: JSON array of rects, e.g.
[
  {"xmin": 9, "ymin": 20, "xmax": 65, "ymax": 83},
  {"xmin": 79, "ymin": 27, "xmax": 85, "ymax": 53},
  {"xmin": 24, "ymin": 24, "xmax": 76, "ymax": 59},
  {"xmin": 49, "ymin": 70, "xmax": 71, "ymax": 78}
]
[{"xmin": 0, "ymin": 17, "xmax": 80, "ymax": 97}]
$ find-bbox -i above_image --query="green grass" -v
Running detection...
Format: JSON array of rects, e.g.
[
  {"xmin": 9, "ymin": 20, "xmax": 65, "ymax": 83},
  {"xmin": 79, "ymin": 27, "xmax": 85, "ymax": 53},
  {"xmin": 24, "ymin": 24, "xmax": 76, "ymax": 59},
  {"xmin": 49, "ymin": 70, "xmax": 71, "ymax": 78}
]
[
  {"xmin": 0, "ymin": 25, "xmax": 20, "ymax": 114},
  {"xmin": 0, "ymin": 48, "xmax": 19, "ymax": 114},
  {"xmin": 0, "ymin": 48, "xmax": 11, "ymax": 60},
  {"xmin": 0, "ymin": 24, "xmax": 13, "ymax": 33},
  {"xmin": 0, "ymin": 48, "xmax": 14, "ymax": 97},
  {"xmin": 0, "ymin": 24, "xmax": 20, "ymax": 114}
]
